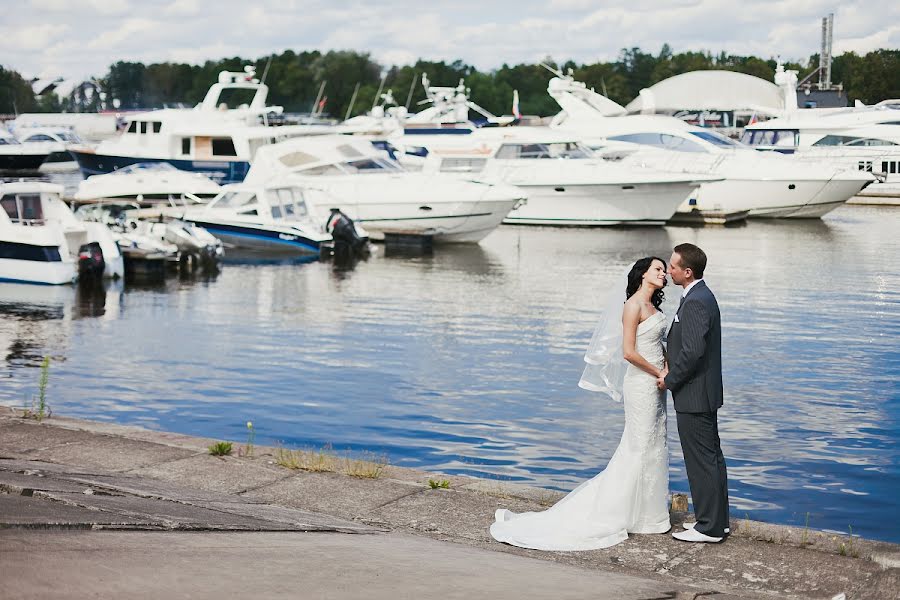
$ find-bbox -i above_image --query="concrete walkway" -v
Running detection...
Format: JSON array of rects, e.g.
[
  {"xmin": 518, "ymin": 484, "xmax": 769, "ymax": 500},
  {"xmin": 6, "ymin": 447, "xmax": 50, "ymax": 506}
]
[{"xmin": 1, "ymin": 407, "xmax": 898, "ymax": 599}]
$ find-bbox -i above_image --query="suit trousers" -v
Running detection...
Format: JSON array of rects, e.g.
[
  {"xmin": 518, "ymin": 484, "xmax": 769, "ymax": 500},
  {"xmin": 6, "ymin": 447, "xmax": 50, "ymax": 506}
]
[{"xmin": 676, "ymin": 411, "xmax": 730, "ymax": 537}]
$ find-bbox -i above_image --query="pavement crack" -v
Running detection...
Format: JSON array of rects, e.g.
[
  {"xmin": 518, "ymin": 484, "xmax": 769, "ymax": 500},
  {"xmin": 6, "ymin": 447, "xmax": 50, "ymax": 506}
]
[{"xmin": 655, "ymin": 544, "xmax": 705, "ymax": 575}]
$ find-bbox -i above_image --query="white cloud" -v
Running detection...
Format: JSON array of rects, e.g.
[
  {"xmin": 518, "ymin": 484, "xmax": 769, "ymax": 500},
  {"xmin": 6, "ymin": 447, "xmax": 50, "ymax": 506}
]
[
  {"xmin": 164, "ymin": 0, "xmax": 200, "ymax": 16},
  {"xmin": 0, "ymin": 23, "xmax": 70, "ymax": 52}
]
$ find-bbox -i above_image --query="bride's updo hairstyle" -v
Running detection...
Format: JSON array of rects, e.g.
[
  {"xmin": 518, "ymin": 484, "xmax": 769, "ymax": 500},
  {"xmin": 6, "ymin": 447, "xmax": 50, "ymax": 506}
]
[{"xmin": 625, "ymin": 257, "xmax": 666, "ymax": 310}]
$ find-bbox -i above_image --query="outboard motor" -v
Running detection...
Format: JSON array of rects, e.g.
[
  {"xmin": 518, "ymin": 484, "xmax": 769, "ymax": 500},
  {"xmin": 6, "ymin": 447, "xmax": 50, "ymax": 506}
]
[
  {"xmin": 77, "ymin": 242, "xmax": 105, "ymax": 282},
  {"xmin": 325, "ymin": 208, "xmax": 367, "ymax": 263}
]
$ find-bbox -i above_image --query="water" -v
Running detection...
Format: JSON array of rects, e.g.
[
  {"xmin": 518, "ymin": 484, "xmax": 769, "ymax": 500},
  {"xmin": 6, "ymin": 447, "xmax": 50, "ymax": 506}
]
[{"xmin": 1, "ymin": 180, "xmax": 898, "ymax": 542}]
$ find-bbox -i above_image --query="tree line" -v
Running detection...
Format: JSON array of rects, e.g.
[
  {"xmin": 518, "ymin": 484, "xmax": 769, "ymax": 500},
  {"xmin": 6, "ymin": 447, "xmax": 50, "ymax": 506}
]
[{"xmin": 2, "ymin": 46, "xmax": 898, "ymax": 117}]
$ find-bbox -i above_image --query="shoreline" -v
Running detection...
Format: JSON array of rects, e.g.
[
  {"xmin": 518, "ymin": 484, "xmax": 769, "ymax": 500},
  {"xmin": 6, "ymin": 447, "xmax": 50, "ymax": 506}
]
[{"xmin": 1, "ymin": 406, "xmax": 898, "ymax": 599}]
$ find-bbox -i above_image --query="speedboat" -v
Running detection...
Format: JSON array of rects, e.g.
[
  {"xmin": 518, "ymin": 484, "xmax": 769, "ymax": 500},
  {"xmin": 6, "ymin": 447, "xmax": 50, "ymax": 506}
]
[
  {"xmin": 179, "ymin": 182, "xmax": 335, "ymax": 255},
  {"xmin": 74, "ymin": 162, "xmax": 222, "ymax": 204},
  {"xmin": 68, "ymin": 66, "xmax": 331, "ymax": 184},
  {"xmin": 0, "ymin": 181, "xmax": 123, "ymax": 284},
  {"xmin": 387, "ymin": 126, "xmax": 716, "ymax": 226},
  {"xmin": 0, "ymin": 128, "xmax": 50, "ymax": 172},
  {"xmin": 547, "ymin": 72, "xmax": 876, "ymax": 218},
  {"xmin": 244, "ymin": 135, "xmax": 525, "ymax": 242},
  {"xmin": 15, "ymin": 127, "xmax": 81, "ymax": 170}
]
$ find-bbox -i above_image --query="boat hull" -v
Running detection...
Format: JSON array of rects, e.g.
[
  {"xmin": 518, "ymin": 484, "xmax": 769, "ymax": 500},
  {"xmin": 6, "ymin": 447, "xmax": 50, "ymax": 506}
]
[
  {"xmin": 502, "ymin": 182, "xmax": 693, "ymax": 226},
  {"xmin": 184, "ymin": 219, "xmax": 325, "ymax": 254},
  {"xmin": 0, "ymin": 153, "xmax": 48, "ymax": 171},
  {"xmin": 0, "ymin": 257, "xmax": 75, "ymax": 285},
  {"xmin": 70, "ymin": 150, "xmax": 251, "ymax": 184}
]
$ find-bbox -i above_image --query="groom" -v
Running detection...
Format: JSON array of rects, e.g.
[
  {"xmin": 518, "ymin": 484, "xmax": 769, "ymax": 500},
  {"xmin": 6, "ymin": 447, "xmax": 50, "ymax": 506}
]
[{"xmin": 657, "ymin": 243, "xmax": 730, "ymax": 543}]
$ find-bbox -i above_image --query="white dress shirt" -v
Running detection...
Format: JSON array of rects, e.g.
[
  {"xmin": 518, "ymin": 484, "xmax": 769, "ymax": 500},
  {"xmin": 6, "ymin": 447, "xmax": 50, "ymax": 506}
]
[{"xmin": 682, "ymin": 278, "xmax": 704, "ymax": 297}]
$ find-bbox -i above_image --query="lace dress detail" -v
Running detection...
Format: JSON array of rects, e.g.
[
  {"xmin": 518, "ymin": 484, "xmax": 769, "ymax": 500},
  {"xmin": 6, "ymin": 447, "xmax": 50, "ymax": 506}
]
[{"xmin": 490, "ymin": 311, "xmax": 670, "ymax": 550}]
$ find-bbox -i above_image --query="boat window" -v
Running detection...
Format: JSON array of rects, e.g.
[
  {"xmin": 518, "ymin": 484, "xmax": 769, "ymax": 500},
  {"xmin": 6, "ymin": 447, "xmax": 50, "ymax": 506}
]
[
  {"xmin": 152, "ymin": 122, "xmax": 162, "ymax": 133},
  {"xmin": 140, "ymin": 122, "xmax": 148, "ymax": 134},
  {"xmin": 440, "ymin": 157, "xmax": 487, "ymax": 173},
  {"xmin": 212, "ymin": 138, "xmax": 237, "ymax": 157},
  {"xmin": 337, "ymin": 144, "xmax": 364, "ymax": 158},
  {"xmin": 210, "ymin": 191, "xmax": 257, "ymax": 209},
  {"xmin": 278, "ymin": 151, "xmax": 320, "ymax": 168},
  {"xmin": 688, "ymin": 130, "xmax": 743, "ymax": 148},
  {"xmin": 271, "ymin": 205, "xmax": 282, "ymax": 219},
  {"xmin": 495, "ymin": 142, "xmax": 591, "ymax": 159},
  {"xmin": 815, "ymin": 134, "xmax": 897, "ymax": 147},
  {"xmin": 1, "ymin": 195, "xmax": 17, "ymax": 220},
  {"xmin": 181, "ymin": 138, "xmax": 191, "ymax": 155},
  {"xmin": 127, "ymin": 121, "xmax": 138, "ymax": 134},
  {"xmin": 24, "ymin": 134, "xmax": 55, "ymax": 142},
  {"xmin": 847, "ymin": 137, "xmax": 897, "ymax": 146},
  {"xmin": 342, "ymin": 157, "xmax": 400, "ymax": 173},
  {"xmin": 299, "ymin": 164, "xmax": 344, "ymax": 176},
  {"xmin": 295, "ymin": 199, "xmax": 308, "ymax": 217},
  {"xmin": 741, "ymin": 129, "xmax": 798, "ymax": 146},
  {"xmin": 0, "ymin": 138, "xmax": 14, "ymax": 145}
]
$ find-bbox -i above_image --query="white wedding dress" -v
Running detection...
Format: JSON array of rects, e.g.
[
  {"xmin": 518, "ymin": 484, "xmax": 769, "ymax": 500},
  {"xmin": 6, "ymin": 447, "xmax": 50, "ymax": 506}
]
[{"xmin": 490, "ymin": 311, "xmax": 671, "ymax": 550}]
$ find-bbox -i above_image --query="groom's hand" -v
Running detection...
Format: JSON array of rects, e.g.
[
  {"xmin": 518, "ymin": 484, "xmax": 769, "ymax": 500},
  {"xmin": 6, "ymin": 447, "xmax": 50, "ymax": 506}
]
[{"xmin": 656, "ymin": 377, "xmax": 667, "ymax": 391}]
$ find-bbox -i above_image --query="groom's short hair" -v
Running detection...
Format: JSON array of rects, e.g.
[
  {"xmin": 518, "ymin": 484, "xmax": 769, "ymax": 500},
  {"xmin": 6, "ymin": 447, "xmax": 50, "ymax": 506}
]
[{"xmin": 674, "ymin": 243, "xmax": 707, "ymax": 278}]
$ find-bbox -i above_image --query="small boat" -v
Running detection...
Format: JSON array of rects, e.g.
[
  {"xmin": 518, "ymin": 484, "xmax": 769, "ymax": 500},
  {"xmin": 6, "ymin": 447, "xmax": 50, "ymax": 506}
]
[
  {"xmin": 0, "ymin": 181, "xmax": 123, "ymax": 285},
  {"xmin": 180, "ymin": 182, "xmax": 336, "ymax": 255},
  {"xmin": 0, "ymin": 128, "xmax": 50, "ymax": 172},
  {"xmin": 15, "ymin": 127, "xmax": 81, "ymax": 171},
  {"xmin": 73, "ymin": 162, "xmax": 222, "ymax": 204}
]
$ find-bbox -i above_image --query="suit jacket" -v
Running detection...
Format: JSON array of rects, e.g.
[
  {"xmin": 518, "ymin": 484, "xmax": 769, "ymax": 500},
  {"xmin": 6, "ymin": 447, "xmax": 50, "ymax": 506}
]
[{"xmin": 664, "ymin": 280, "xmax": 724, "ymax": 413}]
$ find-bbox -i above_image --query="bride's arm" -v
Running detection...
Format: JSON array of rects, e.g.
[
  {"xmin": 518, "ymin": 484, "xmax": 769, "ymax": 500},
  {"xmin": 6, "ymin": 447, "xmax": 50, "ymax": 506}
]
[{"xmin": 622, "ymin": 302, "xmax": 665, "ymax": 378}]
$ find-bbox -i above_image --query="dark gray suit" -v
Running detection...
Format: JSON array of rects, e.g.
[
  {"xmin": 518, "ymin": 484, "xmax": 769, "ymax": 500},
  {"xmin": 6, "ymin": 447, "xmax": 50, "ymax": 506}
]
[{"xmin": 664, "ymin": 280, "xmax": 730, "ymax": 537}]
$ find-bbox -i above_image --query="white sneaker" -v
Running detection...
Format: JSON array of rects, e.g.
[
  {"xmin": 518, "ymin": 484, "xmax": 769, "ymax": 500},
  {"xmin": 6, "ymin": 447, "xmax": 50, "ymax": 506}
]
[
  {"xmin": 683, "ymin": 522, "xmax": 730, "ymax": 534},
  {"xmin": 672, "ymin": 528, "xmax": 723, "ymax": 543}
]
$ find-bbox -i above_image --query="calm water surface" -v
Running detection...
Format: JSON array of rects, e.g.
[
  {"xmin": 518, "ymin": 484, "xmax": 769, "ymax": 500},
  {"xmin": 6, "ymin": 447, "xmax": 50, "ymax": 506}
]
[{"xmin": 1, "ymin": 194, "xmax": 898, "ymax": 543}]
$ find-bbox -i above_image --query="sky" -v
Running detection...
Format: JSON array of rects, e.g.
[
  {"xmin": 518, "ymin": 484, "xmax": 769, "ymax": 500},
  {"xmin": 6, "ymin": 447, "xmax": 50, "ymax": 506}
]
[{"xmin": 2, "ymin": 0, "xmax": 898, "ymax": 87}]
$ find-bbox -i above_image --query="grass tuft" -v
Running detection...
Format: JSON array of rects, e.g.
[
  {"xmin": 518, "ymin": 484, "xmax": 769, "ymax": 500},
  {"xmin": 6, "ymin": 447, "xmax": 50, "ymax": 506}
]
[
  {"xmin": 428, "ymin": 478, "xmax": 451, "ymax": 489},
  {"xmin": 23, "ymin": 356, "xmax": 52, "ymax": 422},
  {"xmin": 208, "ymin": 441, "xmax": 233, "ymax": 456},
  {"xmin": 342, "ymin": 451, "xmax": 388, "ymax": 479}
]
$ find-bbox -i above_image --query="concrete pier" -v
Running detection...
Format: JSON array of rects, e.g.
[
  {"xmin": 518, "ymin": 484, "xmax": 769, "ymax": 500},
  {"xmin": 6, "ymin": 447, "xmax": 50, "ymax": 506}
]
[{"xmin": 1, "ymin": 407, "xmax": 898, "ymax": 599}]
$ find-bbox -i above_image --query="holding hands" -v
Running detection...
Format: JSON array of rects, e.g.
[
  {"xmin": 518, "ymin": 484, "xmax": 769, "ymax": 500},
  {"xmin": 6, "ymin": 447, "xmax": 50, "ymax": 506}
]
[{"xmin": 656, "ymin": 366, "xmax": 668, "ymax": 391}]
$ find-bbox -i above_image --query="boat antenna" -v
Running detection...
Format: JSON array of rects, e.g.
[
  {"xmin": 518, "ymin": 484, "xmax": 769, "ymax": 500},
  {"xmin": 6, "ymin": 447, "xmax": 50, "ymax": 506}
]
[
  {"xmin": 540, "ymin": 62, "xmax": 564, "ymax": 78},
  {"xmin": 260, "ymin": 55, "xmax": 274, "ymax": 85},
  {"xmin": 404, "ymin": 71, "xmax": 417, "ymax": 109},
  {"xmin": 372, "ymin": 73, "xmax": 387, "ymax": 110},
  {"xmin": 345, "ymin": 82, "xmax": 360, "ymax": 120}
]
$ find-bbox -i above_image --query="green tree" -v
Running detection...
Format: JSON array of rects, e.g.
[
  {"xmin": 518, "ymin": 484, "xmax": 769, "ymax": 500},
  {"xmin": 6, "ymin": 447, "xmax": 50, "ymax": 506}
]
[{"xmin": 0, "ymin": 66, "xmax": 37, "ymax": 114}]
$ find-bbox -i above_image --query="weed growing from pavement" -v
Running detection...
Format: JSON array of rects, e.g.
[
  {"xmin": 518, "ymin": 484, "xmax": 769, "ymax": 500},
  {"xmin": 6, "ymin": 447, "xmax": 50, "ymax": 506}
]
[
  {"xmin": 243, "ymin": 421, "xmax": 256, "ymax": 457},
  {"xmin": 208, "ymin": 441, "xmax": 233, "ymax": 456},
  {"xmin": 275, "ymin": 446, "xmax": 336, "ymax": 472},
  {"xmin": 342, "ymin": 451, "xmax": 388, "ymax": 479},
  {"xmin": 23, "ymin": 356, "xmax": 51, "ymax": 421},
  {"xmin": 428, "ymin": 479, "xmax": 450, "ymax": 489},
  {"xmin": 801, "ymin": 512, "xmax": 811, "ymax": 546}
]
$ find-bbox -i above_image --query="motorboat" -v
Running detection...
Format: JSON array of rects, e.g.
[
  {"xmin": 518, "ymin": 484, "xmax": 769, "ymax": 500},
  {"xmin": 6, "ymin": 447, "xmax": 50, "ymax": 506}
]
[
  {"xmin": 178, "ymin": 181, "xmax": 335, "ymax": 255},
  {"xmin": 386, "ymin": 126, "xmax": 716, "ymax": 226},
  {"xmin": 14, "ymin": 127, "xmax": 81, "ymax": 170},
  {"xmin": 0, "ymin": 181, "xmax": 123, "ymax": 285},
  {"xmin": 244, "ymin": 135, "xmax": 526, "ymax": 241},
  {"xmin": 69, "ymin": 66, "xmax": 332, "ymax": 184},
  {"xmin": 741, "ymin": 65, "xmax": 900, "ymax": 198},
  {"xmin": 0, "ymin": 128, "xmax": 50, "ymax": 172},
  {"xmin": 74, "ymin": 162, "xmax": 222, "ymax": 204},
  {"xmin": 74, "ymin": 201, "xmax": 223, "ymax": 269},
  {"xmin": 546, "ymin": 72, "xmax": 876, "ymax": 218}
]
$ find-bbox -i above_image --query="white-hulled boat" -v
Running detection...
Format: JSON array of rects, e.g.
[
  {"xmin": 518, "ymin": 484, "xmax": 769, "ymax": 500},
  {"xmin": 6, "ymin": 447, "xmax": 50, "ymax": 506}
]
[
  {"xmin": 244, "ymin": 135, "xmax": 526, "ymax": 242},
  {"xmin": 68, "ymin": 66, "xmax": 331, "ymax": 184},
  {"xmin": 0, "ymin": 128, "xmax": 50, "ymax": 172},
  {"xmin": 0, "ymin": 181, "xmax": 123, "ymax": 284},
  {"xmin": 387, "ymin": 126, "xmax": 717, "ymax": 226},
  {"xmin": 74, "ymin": 162, "xmax": 222, "ymax": 204},
  {"xmin": 15, "ymin": 127, "xmax": 81, "ymax": 170},
  {"xmin": 547, "ymin": 72, "xmax": 876, "ymax": 218}
]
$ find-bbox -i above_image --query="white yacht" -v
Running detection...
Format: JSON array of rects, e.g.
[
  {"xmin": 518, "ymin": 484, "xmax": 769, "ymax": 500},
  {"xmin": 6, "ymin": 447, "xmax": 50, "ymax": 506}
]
[
  {"xmin": 15, "ymin": 127, "xmax": 81, "ymax": 170},
  {"xmin": 0, "ymin": 128, "xmax": 50, "ymax": 171},
  {"xmin": 741, "ymin": 66, "xmax": 900, "ymax": 197},
  {"xmin": 387, "ymin": 126, "xmax": 716, "ymax": 226},
  {"xmin": 74, "ymin": 163, "xmax": 222, "ymax": 204},
  {"xmin": 69, "ymin": 66, "xmax": 331, "ymax": 184},
  {"xmin": 244, "ymin": 135, "xmax": 525, "ymax": 242},
  {"xmin": 0, "ymin": 181, "xmax": 123, "ymax": 284},
  {"xmin": 547, "ymin": 72, "xmax": 875, "ymax": 218}
]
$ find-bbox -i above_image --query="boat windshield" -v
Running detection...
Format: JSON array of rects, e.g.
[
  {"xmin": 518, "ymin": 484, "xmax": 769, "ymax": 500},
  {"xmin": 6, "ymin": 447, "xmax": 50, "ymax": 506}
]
[
  {"xmin": 0, "ymin": 137, "xmax": 21, "ymax": 145},
  {"xmin": 495, "ymin": 142, "xmax": 591, "ymax": 159},
  {"xmin": 740, "ymin": 129, "xmax": 798, "ymax": 147},
  {"xmin": 812, "ymin": 134, "xmax": 897, "ymax": 147},
  {"xmin": 268, "ymin": 188, "xmax": 309, "ymax": 219},
  {"xmin": 688, "ymin": 130, "xmax": 743, "ymax": 147},
  {"xmin": 338, "ymin": 157, "xmax": 401, "ymax": 174},
  {"xmin": 209, "ymin": 190, "xmax": 258, "ymax": 209},
  {"xmin": 116, "ymin": 163, "xmax": 180, "ymax": 175},
  {"xmin": 607, "ymin": 133, "xmax": 707, "ymax": 153}
]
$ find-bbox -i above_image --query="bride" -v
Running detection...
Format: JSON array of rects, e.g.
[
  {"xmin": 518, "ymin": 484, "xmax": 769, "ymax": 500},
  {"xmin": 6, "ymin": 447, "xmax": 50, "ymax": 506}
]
[{"xmin": 490, "ymin": 257, "xmax": 672, "ymax": 550}]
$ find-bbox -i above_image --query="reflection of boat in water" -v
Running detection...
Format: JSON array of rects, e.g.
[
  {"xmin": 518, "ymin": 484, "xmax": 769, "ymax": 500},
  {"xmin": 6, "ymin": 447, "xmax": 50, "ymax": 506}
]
[{"xmin": 0, "ymin": 181, "xmax": 123, "ymax": 285}]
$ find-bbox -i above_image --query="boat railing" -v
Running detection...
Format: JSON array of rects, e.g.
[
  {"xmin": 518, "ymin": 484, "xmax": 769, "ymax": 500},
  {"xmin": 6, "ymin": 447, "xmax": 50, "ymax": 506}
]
[{"xmin": 7, "ymin": 217, "xmax": 46, "ymax": 226}]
